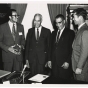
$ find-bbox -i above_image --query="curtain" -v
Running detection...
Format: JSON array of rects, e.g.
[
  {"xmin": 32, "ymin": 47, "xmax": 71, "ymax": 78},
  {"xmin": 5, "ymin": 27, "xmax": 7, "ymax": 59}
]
[
  {"xmin": 22, "ymin": 2, "xmax": 54, "ymax": 37},
  {"xmin": 10, "ymin": 4, "xmax": 27, "ymax": 23},
  {"xmin": 47, "ymin": 4, "xmax": 67, "ymax": 30},
  {"xmin": 0, "ymin": 4, "xmax": 10, "ymax": 25}
]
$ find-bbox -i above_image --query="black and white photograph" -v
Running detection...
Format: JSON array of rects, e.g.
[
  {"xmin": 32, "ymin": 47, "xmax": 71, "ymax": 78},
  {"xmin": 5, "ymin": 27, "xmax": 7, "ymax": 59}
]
[{"xmin": 0, "ymin": 0, "xmax": 88, "ymax": 87}]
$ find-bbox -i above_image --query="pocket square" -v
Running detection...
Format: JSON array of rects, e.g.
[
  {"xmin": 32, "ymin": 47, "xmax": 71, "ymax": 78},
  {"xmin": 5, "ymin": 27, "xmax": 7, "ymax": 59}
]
[{"xmin": 19, "ymin": 32, "xmax": 22, "ymax": 35}]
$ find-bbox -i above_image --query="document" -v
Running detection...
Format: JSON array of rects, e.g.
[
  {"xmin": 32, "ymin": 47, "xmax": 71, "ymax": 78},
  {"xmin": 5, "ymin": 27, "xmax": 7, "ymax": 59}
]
[
  {"xmin": 3, "ymin": 81, "xmax": 10, "ymax": 84},
  {"xmin": 28, "ymin": 74, "xmax": 49, "ymax": 82}
]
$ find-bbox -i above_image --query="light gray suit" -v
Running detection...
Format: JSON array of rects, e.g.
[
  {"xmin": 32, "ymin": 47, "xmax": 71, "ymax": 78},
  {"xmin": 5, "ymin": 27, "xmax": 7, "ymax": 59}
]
[{"xmin": 72, "ymin": 23, "xmax": 88, "ymax": 82}]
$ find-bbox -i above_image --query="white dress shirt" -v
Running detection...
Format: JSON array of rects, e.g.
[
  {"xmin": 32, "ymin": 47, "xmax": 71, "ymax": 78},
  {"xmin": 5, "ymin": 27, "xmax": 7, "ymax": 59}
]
[
  {"xmin": 56, "ymin": 26, "xmax": 65, "ymax": 40},
  {"xmin": 35, "ymin": 26, "xmax": 42, "ymax": 40},
  {"xmin": 8, "ymin": 21, "xmax": 17, "ymax": 33}
]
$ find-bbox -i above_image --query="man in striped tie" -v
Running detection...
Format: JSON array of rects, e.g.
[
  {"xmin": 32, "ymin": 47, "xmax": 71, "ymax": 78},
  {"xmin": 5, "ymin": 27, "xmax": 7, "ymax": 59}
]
[
  {"xmin": 0, "ymin": 9, "xmax": 25, "ymax": 72},
  {"xmin": 25, "ymin": 13, "xmax": 51, "ymax": 76}
]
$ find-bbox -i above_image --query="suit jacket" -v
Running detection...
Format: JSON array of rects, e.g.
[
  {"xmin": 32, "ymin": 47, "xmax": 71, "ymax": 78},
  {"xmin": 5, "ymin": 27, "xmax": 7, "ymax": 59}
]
[
  {"xmin": 25, "ymin": 26, "xmax": 51, "ymax": 65},
  {"xmin": 72, "ymin": 23, "xmax": 88, "ymax": 72},
  {"xmin": 51, "ymin": 27, "xmax": 75, "ymax": 67},
  {"xmin": 0, "ymin": 22, "xmax": 25, "ymax": 62}
]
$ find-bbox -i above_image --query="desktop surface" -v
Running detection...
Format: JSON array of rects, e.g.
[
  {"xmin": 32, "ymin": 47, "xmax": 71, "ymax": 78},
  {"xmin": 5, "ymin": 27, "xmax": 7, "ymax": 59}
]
[{"xmin": 0, "ymin": 71, "xmax": 88, "ymax": 84}]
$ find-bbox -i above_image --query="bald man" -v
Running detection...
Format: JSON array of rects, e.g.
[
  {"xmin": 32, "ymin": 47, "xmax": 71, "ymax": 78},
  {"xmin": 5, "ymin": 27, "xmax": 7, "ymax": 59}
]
[{"xmin": 25, "ymin": 13, "xmax": 51, "ymax": 76}]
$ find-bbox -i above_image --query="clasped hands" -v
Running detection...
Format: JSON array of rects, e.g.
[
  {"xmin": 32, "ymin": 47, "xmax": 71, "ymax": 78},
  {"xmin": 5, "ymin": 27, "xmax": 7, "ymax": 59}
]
[{"xmin": 8, "ymin": 44, "xmax": 22, "ymax": 55}]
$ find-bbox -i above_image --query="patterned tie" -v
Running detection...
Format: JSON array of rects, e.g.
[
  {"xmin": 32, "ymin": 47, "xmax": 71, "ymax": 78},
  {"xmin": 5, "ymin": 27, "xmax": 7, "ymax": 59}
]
[
  {"xmin": 12, "ymin": 24, "xmax": 16, "ymax": 41},
  {"xmin": 37, "ymin": 28, "xmax": 39, "ymax": 41},
  {"xmin": 56, "ymin": 30, "xmax": 60, "ymax": 43}
]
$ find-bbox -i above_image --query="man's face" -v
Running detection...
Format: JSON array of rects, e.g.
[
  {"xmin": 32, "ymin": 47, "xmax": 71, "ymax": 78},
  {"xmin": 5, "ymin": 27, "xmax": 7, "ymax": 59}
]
[
  {"xmin": 34, "ymin": 15, "xmax": 42, "ymax": 28},
  {"xmin": 73, "ymin": 13, "xmax": 80, "ymax": 25},
  {"xmin": 55, "ymin": 17, "xmax": 65, "ymax": 30},
  {"xmin": 9, "ymin": 11, "xmax": 18, "ymax": 23}
]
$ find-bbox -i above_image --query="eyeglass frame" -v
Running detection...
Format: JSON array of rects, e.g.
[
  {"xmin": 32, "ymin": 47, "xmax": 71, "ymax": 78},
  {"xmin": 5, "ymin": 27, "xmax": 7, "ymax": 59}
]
[
  {"xmin": 55, "ymin": 20, "xmax": 64, "ymax": 24},
  {"xmin": 11, "ymin": 15, "xmax": 20, "ymax": 17}
]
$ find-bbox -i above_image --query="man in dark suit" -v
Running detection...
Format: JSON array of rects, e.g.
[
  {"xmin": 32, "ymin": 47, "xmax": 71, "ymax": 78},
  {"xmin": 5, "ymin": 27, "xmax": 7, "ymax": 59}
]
[
  {"xmin": 0, "ymin": 9, "xmax": 25, "ymax": 72},
  {"xmin": 48, "ymin": 14, "xmax": 75, "ymax": 79},
  {"xmin": 25, "ymin": 13, "xmax": 51, "ymax": 76},
  {"xmin": 72, "ymin": 8, "xmax": 88, "ymax": 82}
]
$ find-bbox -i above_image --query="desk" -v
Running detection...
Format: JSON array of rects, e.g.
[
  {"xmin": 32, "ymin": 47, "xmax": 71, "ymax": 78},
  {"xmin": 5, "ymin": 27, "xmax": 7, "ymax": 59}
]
[
  {"xmin": 24, "ymin": 75, "xmax": 88, "ymax": 84},
  {"xmin": 1, "ymin": 71, "xmax": 88, "ymax": 84}
]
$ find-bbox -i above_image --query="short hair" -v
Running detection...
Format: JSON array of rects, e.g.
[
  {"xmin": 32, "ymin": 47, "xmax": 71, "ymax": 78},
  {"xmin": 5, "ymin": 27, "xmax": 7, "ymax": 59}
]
[
  {"xmin": 8, "ymin": 9, "xmax": 16, "ymax": 16},
  {"xmin": 34, "ymin": 13, "xmax": 42, "ymax": 21},
  {"xmin": 55, "ymin": 14, "xmax": 65, "ymax": 20},
  {"xmin": 73, "ymin": 8, "xmax": 87, "ymax": 20}
]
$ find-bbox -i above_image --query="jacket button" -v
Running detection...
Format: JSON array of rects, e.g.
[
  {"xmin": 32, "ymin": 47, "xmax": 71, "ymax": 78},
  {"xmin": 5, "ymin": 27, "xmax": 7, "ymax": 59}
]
[{"xmin": 36, "ymin": 42, "xmax": 38, "ymax": 43}]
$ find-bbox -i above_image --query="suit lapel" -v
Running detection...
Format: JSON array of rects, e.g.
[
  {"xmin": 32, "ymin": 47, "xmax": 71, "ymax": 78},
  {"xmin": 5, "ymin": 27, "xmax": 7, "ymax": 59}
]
[
  {"xmin": 12, "ymin": 23, "xmax": 19, "ymax": 42},
  {"xmin": 54, "ymin": 31, "xmax": 57, "ymax": 43},
  {"xmin": 15, "ymin": 23, "xmax": 19, "ymax": 38},
  {"xmin": 73, "ymin": 23, "xmax": 87, "ymax": 47},
  {"xmin": 76, "ymin": 23, "xmax": 87, "ymax": 38},
  {"xmin": 37, "ymin": 27, "xmax": 44, "ymax": 41},
  {"xmin": 39, "ymin": 27, "xmax": 44, "ymax": 38},
  {"xmin": 58, "ymin": 27, "xmax": 67, "ymax": 43},
  {"xmin": 33, "ymin": 28, "xmax": 36, "ymax": 41},
  {"xmin": 7, "ymin": 23, "xmax": 14, "ymax": 40}
]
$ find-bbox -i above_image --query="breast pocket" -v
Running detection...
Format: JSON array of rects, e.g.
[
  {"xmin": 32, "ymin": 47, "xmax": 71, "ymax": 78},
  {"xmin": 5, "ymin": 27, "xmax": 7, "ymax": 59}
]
[{"xmin": 18, "ymin": 32, "xmax": 23, "ymax": 39}]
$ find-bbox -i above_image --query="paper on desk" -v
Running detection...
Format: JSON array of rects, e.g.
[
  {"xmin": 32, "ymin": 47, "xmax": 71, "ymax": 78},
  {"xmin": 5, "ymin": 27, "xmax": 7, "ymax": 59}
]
[
  {"xmin": 3, "ymin": 81, "xmax": 10, "ymax": 84},
  {"xmin": 28, "ymin": 74, "xmax": 49, "ymax": 82}
]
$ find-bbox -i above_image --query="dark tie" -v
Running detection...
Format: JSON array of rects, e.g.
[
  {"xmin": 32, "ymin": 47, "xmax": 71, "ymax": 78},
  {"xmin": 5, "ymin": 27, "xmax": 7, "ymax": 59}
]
[
  {"xmin": 56, "ymin": 30, "xmax": 60, "ymax": 43},
  {"xmin": 12, "ymin": 24, "xmax": 16, "ymax": 41},
  {"xmin": 37, "ymin": 28, "xmax": 39, "ymax": 41}
]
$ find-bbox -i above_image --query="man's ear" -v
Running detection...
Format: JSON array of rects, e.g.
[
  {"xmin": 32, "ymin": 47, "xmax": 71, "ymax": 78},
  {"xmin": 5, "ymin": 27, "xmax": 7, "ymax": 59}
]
[
  {"xmin": 63, "ymin": 20, "xmax": 65, "ymax": 24},
  {"xmin": 79, "ymin": 16, "xmax": 83, "ymax": 20},
  {"xmin": 9, "ymin": 16, "xmax": 11, "ymax": 20}
]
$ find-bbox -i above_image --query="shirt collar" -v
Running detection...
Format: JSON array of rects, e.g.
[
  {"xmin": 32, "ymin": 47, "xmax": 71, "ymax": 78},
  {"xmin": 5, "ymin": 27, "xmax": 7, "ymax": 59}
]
[
  {"xmin": 35, "ymin": 25, "xmax": 42, "ymax": 30},
  {"xmin": 8, "ymin": 21, "xmax": 16, "ymax": 25},
  {"xmin": 58, "ymin": 26, "xmax": 65, "ymax": 32},
  {"xmin": 78, "ymin": 22, "xmax": 85, "ymax": 30}
]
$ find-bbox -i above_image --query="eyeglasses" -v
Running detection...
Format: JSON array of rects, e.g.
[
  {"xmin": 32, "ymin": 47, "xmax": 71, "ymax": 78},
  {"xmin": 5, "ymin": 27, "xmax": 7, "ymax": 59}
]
[
  {"xmin": 11, "ymin": 15, "xmax": 20, "ymax": 17},
  {"xmin": 56, "ymin": 20, "xmax": 63, "ymax": 24}
]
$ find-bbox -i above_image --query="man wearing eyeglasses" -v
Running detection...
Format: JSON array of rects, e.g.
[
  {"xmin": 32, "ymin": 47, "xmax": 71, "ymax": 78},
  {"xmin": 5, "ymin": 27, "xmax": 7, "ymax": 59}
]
[
  {"xmin": 48, "ymin": 14, "xmax": 75, "ymax": 79},
  {"xmin": 0, "ymin": 9, "xmax": 25, "ymax": 72}
]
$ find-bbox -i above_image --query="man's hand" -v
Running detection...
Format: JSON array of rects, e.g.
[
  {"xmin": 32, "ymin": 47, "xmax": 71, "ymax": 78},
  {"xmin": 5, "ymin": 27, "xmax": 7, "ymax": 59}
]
[
  {"xmin": 26, "ymin": 60, "xmax": 30, "ymax": 68},
  {"xmin": 8, "ymin": 46, "xmax": 20, "ymax": 55},
  {"xmin": 16, "ymin": 44, "xmax": 22, "ymax": 52},
  {"xmin": 75, "ymin": 68, "xmax": 82, "ymax": 74},
  {"xmin": 61, "ymin": 62, "xmax": 69, "ymax": 69},
  {"xmin": 17, "ymin": 44, "xmax": 24, "ymax": 50},
  {"xmin": 47, "ymin": 61, "xmax": 52, "ymax": 69},
  {"xmin": 11, "ymin": 44, "xmax": 22, "ymax": 55}
]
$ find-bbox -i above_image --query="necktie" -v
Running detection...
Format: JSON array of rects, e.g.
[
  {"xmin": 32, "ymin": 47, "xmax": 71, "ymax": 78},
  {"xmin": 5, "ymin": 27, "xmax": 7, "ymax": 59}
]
[
  {"xmin": 56, "ymin": 30, "xmax": 60, "ymax": 43},
  {"xmin": 12, "ymin": 24, "xmax": 16, "ymax": 41},
  {"xmin": 37, "ymin": 28, "xmax": 39, "ymax": 41}
]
